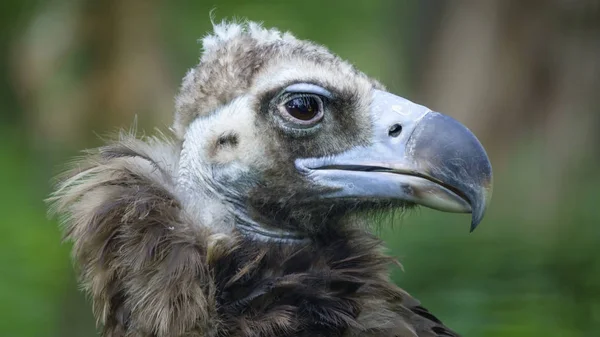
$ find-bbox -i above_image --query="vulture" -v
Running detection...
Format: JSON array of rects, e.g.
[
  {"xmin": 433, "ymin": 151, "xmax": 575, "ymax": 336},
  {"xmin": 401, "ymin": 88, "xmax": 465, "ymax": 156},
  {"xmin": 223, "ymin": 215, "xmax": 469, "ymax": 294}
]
[{"xmin": 48, "ymin": 20, "xmax": 493, "ymax": 337}]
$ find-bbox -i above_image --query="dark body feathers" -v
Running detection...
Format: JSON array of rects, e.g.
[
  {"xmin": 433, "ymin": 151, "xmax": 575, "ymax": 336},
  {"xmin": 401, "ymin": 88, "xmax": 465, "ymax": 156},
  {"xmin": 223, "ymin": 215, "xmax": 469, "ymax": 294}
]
[{"xmin": 49, "ymin": 134, "xmax": 459, "ymax": 337}]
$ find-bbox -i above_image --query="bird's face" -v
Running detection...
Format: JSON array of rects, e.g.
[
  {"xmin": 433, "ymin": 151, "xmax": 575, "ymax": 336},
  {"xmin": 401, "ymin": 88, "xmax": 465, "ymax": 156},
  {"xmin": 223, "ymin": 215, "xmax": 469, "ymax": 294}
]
[{"xmin": 176, "ymin": 23, "xmax": 492, "ymax": 241}]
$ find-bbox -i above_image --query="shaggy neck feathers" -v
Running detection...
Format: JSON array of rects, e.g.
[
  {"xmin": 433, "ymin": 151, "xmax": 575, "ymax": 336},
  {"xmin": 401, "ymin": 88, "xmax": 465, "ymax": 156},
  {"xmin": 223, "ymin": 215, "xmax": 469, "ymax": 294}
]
[{"xmin": 49, "ymin": 133, "xmax": 458, "ymax": 337}]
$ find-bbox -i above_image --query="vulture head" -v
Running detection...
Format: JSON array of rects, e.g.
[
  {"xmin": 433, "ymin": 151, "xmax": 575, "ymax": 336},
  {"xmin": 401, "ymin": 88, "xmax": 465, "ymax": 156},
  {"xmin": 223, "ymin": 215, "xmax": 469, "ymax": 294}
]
[
  {"xmin": 49, "ymin": 20, "xmax": 492, "ymax": 337},
  {"xmin": 174, "ymin": 22, "xmax": 492, "ymax": 240}
]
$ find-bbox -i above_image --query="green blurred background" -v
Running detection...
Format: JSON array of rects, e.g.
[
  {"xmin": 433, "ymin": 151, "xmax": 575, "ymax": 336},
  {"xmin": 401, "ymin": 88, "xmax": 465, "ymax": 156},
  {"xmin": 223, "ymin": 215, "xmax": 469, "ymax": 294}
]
[{"xmin": 1, "ymin": 0, "xmax": 599, "ymax": 336}]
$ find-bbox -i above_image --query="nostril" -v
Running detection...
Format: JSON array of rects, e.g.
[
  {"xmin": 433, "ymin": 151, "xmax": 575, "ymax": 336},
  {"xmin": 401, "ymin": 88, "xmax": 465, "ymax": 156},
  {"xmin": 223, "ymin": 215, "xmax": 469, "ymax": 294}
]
[{"xmin": 388, "ymin": 123, "xmax": 402, "ymax": 138}]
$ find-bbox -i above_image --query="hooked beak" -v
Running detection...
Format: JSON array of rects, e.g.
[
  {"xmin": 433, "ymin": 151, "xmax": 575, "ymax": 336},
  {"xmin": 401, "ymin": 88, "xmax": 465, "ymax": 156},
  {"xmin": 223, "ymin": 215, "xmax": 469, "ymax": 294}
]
[{"xmin": 295, "ymin": 90, "xmax": 493, "ymax": 231}]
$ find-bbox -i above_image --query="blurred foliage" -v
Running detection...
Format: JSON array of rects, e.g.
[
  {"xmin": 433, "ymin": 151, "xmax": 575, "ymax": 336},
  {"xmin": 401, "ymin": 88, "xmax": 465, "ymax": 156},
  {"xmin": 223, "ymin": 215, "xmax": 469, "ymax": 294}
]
[{"xmin": 1, "ymin": 1, "xmax": 599, "ymax": 336}]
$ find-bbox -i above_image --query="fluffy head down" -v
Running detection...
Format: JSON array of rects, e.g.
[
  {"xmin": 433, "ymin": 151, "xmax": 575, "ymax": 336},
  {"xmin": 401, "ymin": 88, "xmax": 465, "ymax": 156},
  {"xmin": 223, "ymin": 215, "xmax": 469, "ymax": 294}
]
[{"xmin": 173, "ymin": 20, "xmax": 384, "ymax": 138}]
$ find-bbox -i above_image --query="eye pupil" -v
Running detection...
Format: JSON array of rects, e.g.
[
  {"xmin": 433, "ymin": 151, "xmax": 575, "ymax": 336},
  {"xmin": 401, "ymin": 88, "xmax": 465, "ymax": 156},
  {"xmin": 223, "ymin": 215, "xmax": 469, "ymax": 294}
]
[{"xmin": 285, "ymin": 96, "xmax": 321, "ymax": 121}]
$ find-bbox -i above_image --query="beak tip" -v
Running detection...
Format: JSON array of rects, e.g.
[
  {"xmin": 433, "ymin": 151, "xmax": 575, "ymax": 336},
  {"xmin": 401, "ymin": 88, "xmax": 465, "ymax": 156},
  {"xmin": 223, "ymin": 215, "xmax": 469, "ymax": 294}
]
[
  {"xmin": 469, "ymin": 194, "xmax": 489, "ymax": 232},
  {"xmin": 470, "ymin": 210, "xmax": 484, "ymax": 232},
  {"xmin": 469, "ymin": 220, "xmax": 479, "ymax": 233},
  {"xmin": 471, "ymin": 182, "xmax": 493, "ymax": 232}
]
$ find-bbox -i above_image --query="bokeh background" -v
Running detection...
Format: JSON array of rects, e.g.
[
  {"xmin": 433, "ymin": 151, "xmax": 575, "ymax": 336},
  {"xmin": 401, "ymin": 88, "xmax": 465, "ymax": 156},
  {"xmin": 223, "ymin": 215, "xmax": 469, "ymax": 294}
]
[{"xmin": 1, "ymin": 1, "xmax": 599, "ymax": 336}]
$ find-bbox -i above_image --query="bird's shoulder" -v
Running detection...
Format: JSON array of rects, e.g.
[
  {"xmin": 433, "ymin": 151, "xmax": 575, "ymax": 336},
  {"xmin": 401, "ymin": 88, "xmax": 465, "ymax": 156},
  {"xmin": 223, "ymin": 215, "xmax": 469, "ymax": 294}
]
[
  {"xmin": 213, "ymin": 234, "xmax": 460, "ymax": 337},
  {"xmin": 347, "ymin": 290, "xmax": 460, "ymax": 337}
]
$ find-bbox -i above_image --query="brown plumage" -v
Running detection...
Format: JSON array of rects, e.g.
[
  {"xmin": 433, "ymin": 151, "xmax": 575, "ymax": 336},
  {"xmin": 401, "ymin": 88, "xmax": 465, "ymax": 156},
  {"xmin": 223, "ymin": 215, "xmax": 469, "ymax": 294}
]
[{"xmin": 48, "ymin": 20, "xmax": 493, "ymax": 337}]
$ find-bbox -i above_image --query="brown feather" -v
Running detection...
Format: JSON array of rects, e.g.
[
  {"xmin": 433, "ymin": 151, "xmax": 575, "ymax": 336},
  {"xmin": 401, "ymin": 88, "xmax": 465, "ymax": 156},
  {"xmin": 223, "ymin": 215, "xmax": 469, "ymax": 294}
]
[{"xmin": 48, "ymin": 130, "xmax": 459, "ymax": 337}]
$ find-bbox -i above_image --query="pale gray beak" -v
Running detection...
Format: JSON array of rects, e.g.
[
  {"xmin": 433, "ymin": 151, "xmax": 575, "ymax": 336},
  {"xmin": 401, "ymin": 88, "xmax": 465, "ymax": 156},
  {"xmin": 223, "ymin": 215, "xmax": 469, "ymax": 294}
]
[{"xmin": 295, "ymin": 90, "xmax": 493, "ymax": 231}]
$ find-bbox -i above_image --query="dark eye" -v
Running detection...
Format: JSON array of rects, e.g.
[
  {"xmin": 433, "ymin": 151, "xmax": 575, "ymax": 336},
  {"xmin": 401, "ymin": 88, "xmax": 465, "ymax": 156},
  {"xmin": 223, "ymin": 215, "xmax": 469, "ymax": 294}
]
[{"xmin": 282, "ymin": 95, "xmax": 324, "ymax": 124}]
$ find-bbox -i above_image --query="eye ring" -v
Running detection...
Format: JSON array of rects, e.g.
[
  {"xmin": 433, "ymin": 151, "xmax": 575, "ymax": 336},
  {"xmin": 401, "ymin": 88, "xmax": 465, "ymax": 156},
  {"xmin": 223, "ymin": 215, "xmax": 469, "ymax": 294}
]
[{"xmin": 278, "ymin": 94, "xmax": 324, "ymax": 126}]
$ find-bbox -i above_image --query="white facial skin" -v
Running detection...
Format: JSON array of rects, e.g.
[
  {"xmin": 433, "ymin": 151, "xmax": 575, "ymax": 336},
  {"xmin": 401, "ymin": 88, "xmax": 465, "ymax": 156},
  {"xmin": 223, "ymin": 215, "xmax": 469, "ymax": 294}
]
[{"xmin": 177, "ymin": 95, "xmax": 273, "ymax": 234}]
